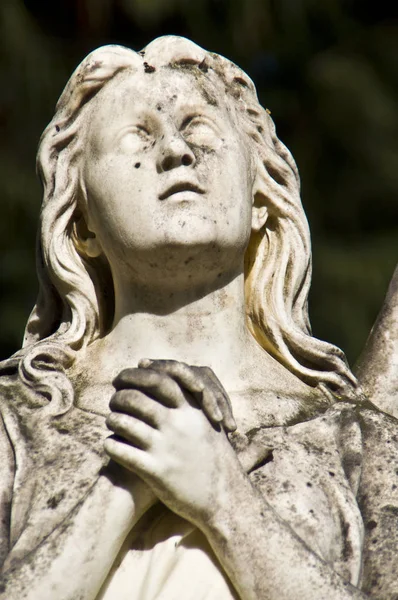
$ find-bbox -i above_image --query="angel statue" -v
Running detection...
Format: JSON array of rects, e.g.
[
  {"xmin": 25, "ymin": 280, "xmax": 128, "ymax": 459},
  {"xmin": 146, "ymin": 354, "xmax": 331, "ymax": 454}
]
[{"xmin": 0, "ymin": 36, "xmax": 397, "ymax": 600}]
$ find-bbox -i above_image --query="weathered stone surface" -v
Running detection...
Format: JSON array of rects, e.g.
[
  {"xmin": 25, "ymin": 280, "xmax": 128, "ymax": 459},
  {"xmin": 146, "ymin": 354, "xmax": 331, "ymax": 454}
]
[
  {"xmin": 0, "ymin": 36, "xmax": 397, "ymax": 599},
  {"xmin": 355, "ymin": 265, "xmax": 398, "ymax": 418}
]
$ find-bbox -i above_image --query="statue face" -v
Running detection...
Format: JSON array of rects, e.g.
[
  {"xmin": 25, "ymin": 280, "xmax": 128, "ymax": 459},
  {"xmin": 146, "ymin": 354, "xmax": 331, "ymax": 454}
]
[{"xmin": 82, "ymin": 67, "xmax": 255, "ymax": 284}]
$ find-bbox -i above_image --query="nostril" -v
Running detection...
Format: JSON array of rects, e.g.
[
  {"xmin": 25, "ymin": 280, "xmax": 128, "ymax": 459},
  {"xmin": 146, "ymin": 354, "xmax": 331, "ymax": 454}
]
[
  {"xmin": 162, "ymin": 156, "xmax": 173, "ymax": 171},
  {"xmin": 181, "ymin": 154, "xmax": 193, "ymax": 166},
  {"xmin": 161, "ymin": 153, "xmax": 193, "ymax": 172}
]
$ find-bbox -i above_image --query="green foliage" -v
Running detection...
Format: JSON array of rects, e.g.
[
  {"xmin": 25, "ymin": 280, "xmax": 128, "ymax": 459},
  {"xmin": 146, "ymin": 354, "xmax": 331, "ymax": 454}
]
[{"xmin": 0, "ymin": 0, "xmax": 396, "ymax": 364}]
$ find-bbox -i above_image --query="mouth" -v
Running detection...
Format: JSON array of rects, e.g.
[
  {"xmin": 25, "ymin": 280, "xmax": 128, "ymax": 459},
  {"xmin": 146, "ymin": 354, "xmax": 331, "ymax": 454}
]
[{"xmin": 159, "ymin": 182, "xmax": 206, "ymax": 201}]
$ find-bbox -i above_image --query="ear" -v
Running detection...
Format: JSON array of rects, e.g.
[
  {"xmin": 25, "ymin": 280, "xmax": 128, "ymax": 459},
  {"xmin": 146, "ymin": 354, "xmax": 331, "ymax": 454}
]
[
  {"xmin": 72, "ymin": 213, "xmax": 103, "ymax": 258},
  {"xmin": 251, "ymin": 198, "xmax": 268, "ymax": 231},
  {"xmin": 251, "ymin": 171, "xmax": 269, "ymax": 230},
  {"xmin": 251, "ymin": 168, "xmax": 269, "ymax": 231}
]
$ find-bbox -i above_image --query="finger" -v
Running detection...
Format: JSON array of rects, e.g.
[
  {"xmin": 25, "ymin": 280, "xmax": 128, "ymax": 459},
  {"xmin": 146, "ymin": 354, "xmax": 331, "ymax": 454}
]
[
  {"xmin": 139, "ymin": 360, "xmax": 236, "ymax": 431},
  {"xmin": 140, "ymin": 360, "xmax": 222, "ymax": 424},
  {"xmin": 113, "ymin": 368, "xmax": 185, "ymax": 408},
  {"xmin": 106, "ymin": 412, "xmax": 156, "ymax": 450},
  {"xmin": 109, "ymin": 389, "xmax": 168, "ymax": 428},
  {"xmin": 200, "ymin": 367, "xmax": 237, "ymax": 432},
  {"xmin": 104, "ymin": 436, "xmax": 154, "ymax": 478},
  {"xmin": 200, "ymin": 387, "xmax": 223, "ymax": 425},
  {"xmin": 208, "ymin": 388, "xmax": 236, "ymax": 432},
  {"xmin": 138, "ymin": 360, "xmax": 206, "ymax": 394}
]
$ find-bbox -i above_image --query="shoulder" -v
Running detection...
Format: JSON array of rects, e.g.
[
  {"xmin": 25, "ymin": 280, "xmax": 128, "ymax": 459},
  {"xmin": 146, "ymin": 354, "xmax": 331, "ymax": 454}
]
[{"xmin": 355, "ymin": 403, "xmax": 398, "ymax": 497}]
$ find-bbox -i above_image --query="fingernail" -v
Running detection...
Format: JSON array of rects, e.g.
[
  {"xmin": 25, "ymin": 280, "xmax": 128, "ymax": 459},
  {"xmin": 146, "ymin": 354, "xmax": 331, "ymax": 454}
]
[
  {"xmin": 138, "ymin": 358, "xmax": 152, "ymax": 368},
  {"xmin": 227, "ymin": 417, "xmax": 237, "ymax": 432},
  {"xmin": 214, "ymin": 408, "xmax": 223, "ymax": 421}
]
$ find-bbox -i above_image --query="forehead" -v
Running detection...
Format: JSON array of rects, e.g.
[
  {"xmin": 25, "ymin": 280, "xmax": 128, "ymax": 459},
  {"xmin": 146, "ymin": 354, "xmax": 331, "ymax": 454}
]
[{"xmin": 91, "ymin": 66, "xmax": 229, "ymax": 120}]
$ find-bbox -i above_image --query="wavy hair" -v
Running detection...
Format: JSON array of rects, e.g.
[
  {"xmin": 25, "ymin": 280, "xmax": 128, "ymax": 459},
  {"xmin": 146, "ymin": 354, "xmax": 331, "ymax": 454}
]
[{"xmin": 1, "ymin": 36, "xmax": 358, "ymax": 415}]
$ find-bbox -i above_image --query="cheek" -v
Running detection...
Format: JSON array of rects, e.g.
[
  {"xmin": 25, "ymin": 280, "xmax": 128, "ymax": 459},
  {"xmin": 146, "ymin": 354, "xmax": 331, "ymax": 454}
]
[
  {"xmin": 222, "ymin": 164, "xmax": 253, "ymax": 244},
  {"xmin": 85, "ymin": 157, "xmax": 131, "ymax": 219}
]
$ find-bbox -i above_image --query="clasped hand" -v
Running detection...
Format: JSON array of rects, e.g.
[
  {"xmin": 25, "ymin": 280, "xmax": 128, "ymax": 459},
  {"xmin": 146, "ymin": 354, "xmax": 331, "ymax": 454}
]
[{"xmin": 104, "ymin": 360, "xmax": 242, "ymax": 527}]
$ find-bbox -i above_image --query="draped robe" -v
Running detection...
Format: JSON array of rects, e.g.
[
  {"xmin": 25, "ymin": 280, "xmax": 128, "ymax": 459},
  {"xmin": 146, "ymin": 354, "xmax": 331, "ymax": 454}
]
[{"xmin": 0, "ymin": 366, "xmax": 397, "ymax": 599}]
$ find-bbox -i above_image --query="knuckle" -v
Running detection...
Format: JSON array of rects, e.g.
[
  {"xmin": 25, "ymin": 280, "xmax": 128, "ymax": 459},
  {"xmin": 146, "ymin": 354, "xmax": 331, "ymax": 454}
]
[
  {"xmin": 148, "ymin": 370, "xmax": 174, "ymax": 392},
  {"xmin": 145, "ymin": 403, "xmax": 158, "ymax": 421},
  {"xmin": 144, "ymin": 369, "xmax": 166, "ymax": 386},
  {"xmin": 113, "ymin": 368, "xmax": 138, "ymax": 387},
  {"xmin": 109, "ymin": 390, "xmax": 127, "ymax": 410},
  {"xmin": 103, "ymin": 437, "xmax": 116, "ymax": 454},
  {"xmin": 162, "ymin": 360, "xmax": 191, "ymax": 377},
  {"xmin": 154, "ymin": 359, "xmax": 179, "ymax": 367},
  {"xmin": 174, "ymin": 361, "xmax": 190, "ymax": 372},
  {"xmin": 109, "ymin": 392, "xmax": 119, "ymax": 410},
  {"xmin": 106, "ymin": 412, "xmax": 119, "ymax": 429},
  {"xmin": 108, "ymin": 412, "xmax": 133, "ymax": 433},
  {"xmin": 123, "ymin": 389, "xmax": 145, "ymax": 408},
  {"xmin": 197, "ymin": 367, "xmax": 216, "ymax": 388},
  {"xmin": 200, "ymin": 366, "xmax": 214, "ymax": 377},
  {"xmin": 110, "ymin": 389, "xmax": 133, "ymax": 410}
]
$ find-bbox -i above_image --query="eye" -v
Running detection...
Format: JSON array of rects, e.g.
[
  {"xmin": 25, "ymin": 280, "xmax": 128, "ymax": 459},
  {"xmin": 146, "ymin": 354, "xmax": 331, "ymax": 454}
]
[
  {"xmin": 119, "ymin": 126, "xmax": 152, "ymax": 153},
  {"xmin": 181, "ymin": 116, "xmax": 220, "ymax": 148}
]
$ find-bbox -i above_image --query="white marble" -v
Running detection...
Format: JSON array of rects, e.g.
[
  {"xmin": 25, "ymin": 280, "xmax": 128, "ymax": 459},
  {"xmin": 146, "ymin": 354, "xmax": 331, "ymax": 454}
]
[{"xmin": 0, "ymin": 36, "xmax": 397, "ymax": 600}]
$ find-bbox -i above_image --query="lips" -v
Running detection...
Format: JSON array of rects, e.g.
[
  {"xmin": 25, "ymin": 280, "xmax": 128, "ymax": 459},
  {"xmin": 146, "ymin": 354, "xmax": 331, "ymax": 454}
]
[{"xmin": 159, "ymin": 181, "xmax": 205, "ymax": 200}]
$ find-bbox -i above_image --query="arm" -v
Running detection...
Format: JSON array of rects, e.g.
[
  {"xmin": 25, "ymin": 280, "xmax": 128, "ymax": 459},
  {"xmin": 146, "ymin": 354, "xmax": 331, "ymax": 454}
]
[
  {"xmin": 355, "ymin": 263, "xmax": 398, "ymax": 417},
  {"xmin": 106, "ymin": 360, "xmax": 369, "ymax": 600},
  {"xmin": 199, "ymin": 464, "xmax": 367, "ymax": 600},
  {"xmin": 1, "ymin": 464, "xmax": 156, "ymax": 600},
  {"xmin": 0, "ymin": 364, "xmax": 234, "ymax": 600}
]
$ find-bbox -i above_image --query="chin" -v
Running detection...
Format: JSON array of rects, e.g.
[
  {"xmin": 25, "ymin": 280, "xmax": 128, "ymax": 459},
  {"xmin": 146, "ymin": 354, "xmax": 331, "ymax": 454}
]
[
  {"xmin": 144, "ymin": 236, "xmax": 246, "ymax": 280},
  {"xmin": 162, "ymin": 216, "xmax": 249, "ymax": 248}
]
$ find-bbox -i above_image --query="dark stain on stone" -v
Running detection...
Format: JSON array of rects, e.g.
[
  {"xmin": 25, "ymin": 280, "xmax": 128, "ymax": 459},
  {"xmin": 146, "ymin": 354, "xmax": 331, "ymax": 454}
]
[
  {"xmin": 56, "ymin": 427, "xmax": 70, "ymax": 435},
  {"xmin": 366, "ymin": 520, "xmax": 378, "ymax": 531},
  {"xmin": 144, "ymin": 63, "xmax": 156, "ymax": 73},
  {"xmin": 342, "ymin": 450, "xmax": 362, "ymax": 482},
  {"xmin": 47, "ymin": 490, "xmax": 65, "ymax": 509},
  {"xmin": 340, "ymin": 518, "xmax": 353, "ymax": 561},
  {"xmin": 382, "ymin": 504, "xmax": 398, "ymax": 516},
  {"xmin": 135, "ymin": 162, "xmax": 141, "ymax": 169}
]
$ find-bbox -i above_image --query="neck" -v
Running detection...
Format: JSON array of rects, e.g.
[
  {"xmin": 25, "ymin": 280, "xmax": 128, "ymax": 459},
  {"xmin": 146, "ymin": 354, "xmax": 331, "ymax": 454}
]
[{"xmin": 100, "ymin": 269, "xmax": 255, "ymax": 386}]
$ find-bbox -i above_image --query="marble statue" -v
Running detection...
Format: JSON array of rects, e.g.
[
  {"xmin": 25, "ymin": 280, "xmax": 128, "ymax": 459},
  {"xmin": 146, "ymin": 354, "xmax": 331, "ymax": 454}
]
[{"xmin": 0, "ymin": 36, "xmax": 397, "ymax": 600}]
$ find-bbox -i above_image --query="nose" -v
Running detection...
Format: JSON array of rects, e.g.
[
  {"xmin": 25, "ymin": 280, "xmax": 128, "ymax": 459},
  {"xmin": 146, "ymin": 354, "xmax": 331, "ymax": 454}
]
[{"xmin": 157, "ymin": 130, "xmax": 195, "ymax": 172}]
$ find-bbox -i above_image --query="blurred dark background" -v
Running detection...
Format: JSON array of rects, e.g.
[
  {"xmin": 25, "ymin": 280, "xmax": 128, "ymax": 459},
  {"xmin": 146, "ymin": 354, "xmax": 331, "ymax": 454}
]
[{"xmin": 0, "ymin": 0, "xmax": 397, "ymax": 365}]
